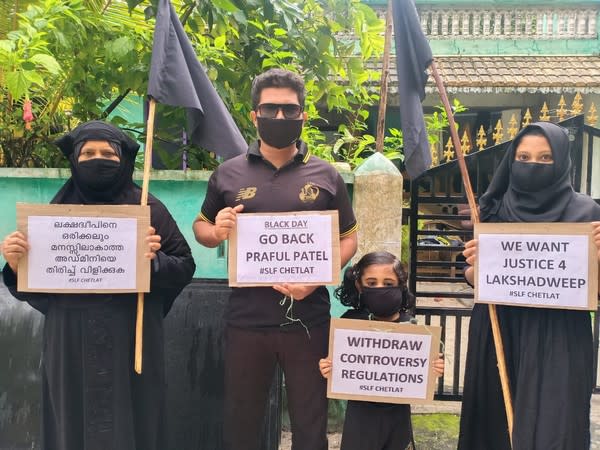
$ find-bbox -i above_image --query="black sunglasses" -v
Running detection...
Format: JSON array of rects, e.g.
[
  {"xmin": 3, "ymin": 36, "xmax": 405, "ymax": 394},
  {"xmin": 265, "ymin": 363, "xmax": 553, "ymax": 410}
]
[{"xmin": 257, "ymin": 103, "xmax": 303, "ymax": 119}]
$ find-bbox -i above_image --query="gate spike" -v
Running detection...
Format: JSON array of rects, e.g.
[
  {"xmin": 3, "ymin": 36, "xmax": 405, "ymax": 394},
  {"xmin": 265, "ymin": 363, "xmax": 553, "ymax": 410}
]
[{"xmin": 493, "ymin": 119, "xmax": 504, "ymax": 144}]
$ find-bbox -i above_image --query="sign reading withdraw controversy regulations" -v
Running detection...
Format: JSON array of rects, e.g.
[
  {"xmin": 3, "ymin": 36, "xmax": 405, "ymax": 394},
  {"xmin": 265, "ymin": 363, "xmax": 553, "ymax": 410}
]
[{"xmin": 327, "ymin": 318, "xmax": 440, "ymax": 404}]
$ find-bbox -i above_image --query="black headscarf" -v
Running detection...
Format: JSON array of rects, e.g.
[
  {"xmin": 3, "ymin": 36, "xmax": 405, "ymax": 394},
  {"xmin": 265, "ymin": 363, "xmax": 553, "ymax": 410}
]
[
  {"xmin": 52, "ymin": 121, "xmax": 140, "ymax": 204},
  {"xmin": 479, "ymin": 121, "xmax": 600, "ymax": 223}
]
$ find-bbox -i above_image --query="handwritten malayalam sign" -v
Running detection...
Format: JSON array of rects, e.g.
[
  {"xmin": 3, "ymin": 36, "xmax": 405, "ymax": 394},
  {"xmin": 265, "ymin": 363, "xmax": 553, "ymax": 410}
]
[
  {"xmin": 475, "ymin": 222, "xmax": 598, "ymax": 310},
  {"xmin": 327, "ymin": 318, "xmax": 440, "ymax": 404},
  {"xmin": 228, "ymin": 210, "xmax": 340, "ymax": 287},
  {"xmin": 17, "ymin": 203, "xmax": 150, "ymax": 293}
]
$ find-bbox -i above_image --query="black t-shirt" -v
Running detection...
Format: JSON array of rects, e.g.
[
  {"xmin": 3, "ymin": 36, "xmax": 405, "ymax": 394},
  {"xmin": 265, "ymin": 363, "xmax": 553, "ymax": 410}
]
[{"xmin": 199, "ymin": 140, "xmax": 357, "ymax": 329}]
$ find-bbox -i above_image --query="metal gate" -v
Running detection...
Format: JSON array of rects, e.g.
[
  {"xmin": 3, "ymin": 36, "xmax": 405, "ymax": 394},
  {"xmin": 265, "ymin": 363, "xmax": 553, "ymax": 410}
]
[{"xmin": 407, "ymin": 115, "xmax": 600, "ymax": 398}]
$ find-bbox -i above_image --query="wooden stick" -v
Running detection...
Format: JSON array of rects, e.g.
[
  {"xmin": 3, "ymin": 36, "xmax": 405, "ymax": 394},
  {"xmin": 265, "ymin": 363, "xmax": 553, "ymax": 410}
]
[
  {"xmin": 429, "ymin": 59, "xmax": 514, "ymax": 446},
  {"xmin": 375, "ymin": 0, "xmax": 393, "ymax": 153},
  {"xmin": 135, "ymin": 98, "xmax": 157, "ymax": 374}
]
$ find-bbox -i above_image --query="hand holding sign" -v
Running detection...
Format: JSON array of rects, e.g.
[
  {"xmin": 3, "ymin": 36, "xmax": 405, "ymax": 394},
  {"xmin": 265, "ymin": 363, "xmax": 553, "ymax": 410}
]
[
  {"xmin": 319, "ymin": 358, "xmax": 332, "ymax": 378},
  {"xmin": 145, "ymin": 226, "xmax": 162, "ymax": 260},
  {"xmin": 1, "ymin": 231, "xmax": 29, "ymax": 273},
  {"xmin": 592, "ymin": 222, "xmax": 600, "ymax": 261},
  {"xmin": 214, "ymin": 204, "xmax": 244, "ymax": 241},
  {"xmin": 273, "ymin": 283, "xmax": 317, "ymax": 301},
  {"xmin": 462, "ymin": 239, "xmax": 477, "ymax": 285}
]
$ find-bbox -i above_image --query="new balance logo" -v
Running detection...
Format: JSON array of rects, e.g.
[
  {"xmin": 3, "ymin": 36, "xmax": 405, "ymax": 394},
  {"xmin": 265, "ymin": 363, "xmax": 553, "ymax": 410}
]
[{"xmin": 236, "ymin": 187, "xmax": 257, "ymax": 201}]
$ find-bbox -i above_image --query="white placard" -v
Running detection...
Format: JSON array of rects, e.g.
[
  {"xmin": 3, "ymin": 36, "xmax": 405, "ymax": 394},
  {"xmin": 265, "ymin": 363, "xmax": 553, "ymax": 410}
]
[
  {"xmin": 231, "ymin": 211, "xmax": 339, "ymax": 285},
  {"xmin": 328, "ymin": 320, "xmax": 439, "ymax": 403},
  {"xmin": 27, "ymin": 215, "xmax": 137, "ymax": 290},
  {"xmin": 477, "ymin": 226, "xmax": 595, "ymax": 309}
]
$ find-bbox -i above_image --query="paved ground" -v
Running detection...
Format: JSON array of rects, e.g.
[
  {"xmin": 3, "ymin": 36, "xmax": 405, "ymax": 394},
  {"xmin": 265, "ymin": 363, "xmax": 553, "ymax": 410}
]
[{"xmin": 280, "ymin": 394, "xmax": 600, "ymax": 449}]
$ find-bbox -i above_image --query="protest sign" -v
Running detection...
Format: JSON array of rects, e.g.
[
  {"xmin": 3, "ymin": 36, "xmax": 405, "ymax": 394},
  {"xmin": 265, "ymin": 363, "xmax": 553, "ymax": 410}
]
[
  {"xmin": 475, "ymin": 222, "xmax": 598, "ymax": 310},
  {"xmin": 228, "ymin": 210, "xmax": 340, "ymax": 287},
  {"xmin": 17, "ymin": 203, "xmax": 150, "ymax": 293},
  {"xmin": 327, "ymin": 318, "xmax": 441, "ymax": 404}
]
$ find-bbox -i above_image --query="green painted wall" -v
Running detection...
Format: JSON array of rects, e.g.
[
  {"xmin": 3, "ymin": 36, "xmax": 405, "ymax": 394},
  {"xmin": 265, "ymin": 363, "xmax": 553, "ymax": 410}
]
[
  {"xmin": 0, "ymin": 168, "xmax": 355, "ymax": 317},
  {"xmin": 0, "ymin": 168, "xmax": 221, "ymax": 278},
  {"xmin": 430, "ymin": 37, "xmax": 600, "ymax": 56}
]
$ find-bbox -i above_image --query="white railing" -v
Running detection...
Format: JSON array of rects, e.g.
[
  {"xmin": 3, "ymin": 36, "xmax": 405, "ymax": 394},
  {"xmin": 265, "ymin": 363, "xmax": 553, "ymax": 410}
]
[{"xmin": 418, "ymin": 7, "xmax": 598, "ymax": 40}]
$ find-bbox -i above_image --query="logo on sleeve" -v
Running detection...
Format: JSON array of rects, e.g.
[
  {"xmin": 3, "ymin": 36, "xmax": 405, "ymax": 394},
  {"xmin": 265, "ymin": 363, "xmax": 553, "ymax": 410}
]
[
  {"xmin": 299, "ymin": 182, "xmax": 319, "ymax": 203},
  {"xmin": 236, "ymin": 187, "xmax": 257, "ymax": 201}
]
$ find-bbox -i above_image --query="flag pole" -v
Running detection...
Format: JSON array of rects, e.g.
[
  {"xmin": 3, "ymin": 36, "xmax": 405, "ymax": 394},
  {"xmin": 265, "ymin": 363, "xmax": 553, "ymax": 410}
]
[
  {"xmin": 135, "ymin": 97, "xmax": 157, "ymax": 374},
  {"xmin": 375, "ymin": 0, "xmax": 393, "ymax": 153},
  {"xmin": 429, "ymin": 59, "xmax": 514, "ymax": 445}
]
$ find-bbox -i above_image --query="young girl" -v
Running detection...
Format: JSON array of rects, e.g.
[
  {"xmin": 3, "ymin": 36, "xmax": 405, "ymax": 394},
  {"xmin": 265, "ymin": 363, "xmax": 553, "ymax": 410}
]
[{"xmin": 319, "ymin": 251, "xmax": 444, "ymax": 450}]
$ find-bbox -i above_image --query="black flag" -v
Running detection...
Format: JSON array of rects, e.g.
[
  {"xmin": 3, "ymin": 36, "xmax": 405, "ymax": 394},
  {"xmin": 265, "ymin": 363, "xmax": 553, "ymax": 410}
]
[
  {"xmin": 392, "ymin": 0, "xmax": 433, "ymax": 178},
  {"xmin": 148, "ymin": 0, "xmax": 247, "ymax": 159}
]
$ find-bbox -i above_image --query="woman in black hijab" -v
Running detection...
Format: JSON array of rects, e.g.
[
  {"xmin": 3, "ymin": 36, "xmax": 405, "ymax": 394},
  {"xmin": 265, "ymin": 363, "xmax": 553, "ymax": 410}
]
[
  {"xmin": 458, "ymin": 122, "xmax": 600, "ymax": 450},
  {"xmin": 1, "ymin": 120, "xmax": 196, "ymax": 450}
]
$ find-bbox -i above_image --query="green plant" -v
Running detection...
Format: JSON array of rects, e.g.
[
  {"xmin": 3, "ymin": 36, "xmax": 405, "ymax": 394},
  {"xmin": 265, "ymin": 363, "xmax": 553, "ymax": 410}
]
[
  {"xmin": 426, "ymin": 98, "xmax": 468, "ymax": 149},
  {"xmin": 0, "ymin": 0, "xmax": 151, "ymax": 167},
  {"xmin": 313, "ymin": 98, "xmax": 469, "ymax": 171},
  {"xmin": 163, "ymin": 0, "xmax": 385, "ymax": 169},
  {"xmin": 0, "ymin": 0, "xmax": 386, "ymax": 168},
  {"xmin": 0, "ymin": 0, "xmax": 466, "ymax": 172}
]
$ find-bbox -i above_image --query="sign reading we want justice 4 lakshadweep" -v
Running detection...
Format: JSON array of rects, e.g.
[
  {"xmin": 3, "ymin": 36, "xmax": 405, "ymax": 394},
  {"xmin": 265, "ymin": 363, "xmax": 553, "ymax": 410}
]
[{"xmin": 475, "ymin": 222, "xmax": 598, "ymax": 310}]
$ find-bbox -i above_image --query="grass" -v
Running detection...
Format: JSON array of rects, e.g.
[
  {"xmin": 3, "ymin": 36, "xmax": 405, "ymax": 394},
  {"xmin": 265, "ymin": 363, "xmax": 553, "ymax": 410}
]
[{"xmin": 413, "ymin": 413, "xmax": 460, "ymax": 449}]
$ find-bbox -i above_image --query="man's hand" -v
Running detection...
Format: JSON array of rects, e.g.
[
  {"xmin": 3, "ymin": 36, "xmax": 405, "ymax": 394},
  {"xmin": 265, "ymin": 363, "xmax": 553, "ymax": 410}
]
[
  {"xmin": 272, "ymin": 283, "xmax": 317, "ymax": 300},
  {"xmin": 1, "ymin": 231, "xmax": 29, "ymax": 274},
  {"xmin": 214, "ymin": 204, "xmax": 244, "ymax": 242}
]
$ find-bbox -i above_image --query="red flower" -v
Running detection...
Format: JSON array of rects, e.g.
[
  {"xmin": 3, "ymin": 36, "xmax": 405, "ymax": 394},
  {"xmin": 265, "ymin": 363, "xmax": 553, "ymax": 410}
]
[{"xmin": 23, "ymin": 100, "xmax": 34, "ymax": 130}]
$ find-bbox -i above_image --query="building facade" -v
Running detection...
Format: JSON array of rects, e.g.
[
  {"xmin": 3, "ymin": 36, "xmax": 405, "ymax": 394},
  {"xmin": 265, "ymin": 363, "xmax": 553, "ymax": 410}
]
[{"xmin": 365, "ymin": 0, "xmax": 600, "ymax": 171}]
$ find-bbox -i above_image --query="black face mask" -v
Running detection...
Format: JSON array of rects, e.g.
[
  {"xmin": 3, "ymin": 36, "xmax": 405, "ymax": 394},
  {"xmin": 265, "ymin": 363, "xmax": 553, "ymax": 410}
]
[
  {"xmin": 511, "ymin": 161, "xmax": 555, "ymax": 192},
  {"xmin": 76, "ymin": 159, "xmax": 122, "ymax": 192},
  {"xmin": 360, "ymin": 287, "xmax": 404, "ymax": 318},
  {"xmin": 257, "ymin": 117, "xmax": 303, "ymax": 149}
]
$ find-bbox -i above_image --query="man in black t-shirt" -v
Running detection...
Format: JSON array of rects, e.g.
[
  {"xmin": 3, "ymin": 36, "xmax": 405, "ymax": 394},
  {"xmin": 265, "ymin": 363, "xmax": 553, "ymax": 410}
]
[{"xmin": 193, "ymin": 68, "xmax": 358, "ymax": 450}]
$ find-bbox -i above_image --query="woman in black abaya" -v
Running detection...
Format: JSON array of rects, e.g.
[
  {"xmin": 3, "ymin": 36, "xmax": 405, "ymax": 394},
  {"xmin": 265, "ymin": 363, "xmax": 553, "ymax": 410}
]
[
  {"xmin": 1, "ymin": 121, "xmax": 196, "ymax": 450},
  {"xmin": 458, "ymin": 121, "xmax": 600, "ymax": 450}
]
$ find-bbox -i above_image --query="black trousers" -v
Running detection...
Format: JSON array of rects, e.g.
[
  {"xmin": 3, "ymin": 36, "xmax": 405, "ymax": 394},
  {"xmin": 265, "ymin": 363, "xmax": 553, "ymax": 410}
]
[
  {"xmin": 340, "ymin": 401, "xmax": 414, "ymax": 450},
  {"xmin": 223, "ymin": 323, "xmax": 329, "ymax": 450}
]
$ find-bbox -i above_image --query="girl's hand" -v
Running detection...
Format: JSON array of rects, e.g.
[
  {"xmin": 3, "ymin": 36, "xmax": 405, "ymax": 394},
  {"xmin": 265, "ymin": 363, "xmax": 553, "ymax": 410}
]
[
  {"xmin": 592, "ymin": 222, "xmax": 600, "ymax": 261},
  {"xmin": 145, "ymin": 226, "xmax": 161, "ymax": 260},
  {"xmin": 319, "ymin": 358, "xmax": 332, "ymax": 379},
  {"xmin": 433, "ymin": 353, "xmax": 445, "ymax": 377},
  {"xmin": 1, "ymin": 231, "xmax": 29, "ymax": 273}
]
